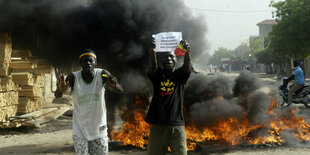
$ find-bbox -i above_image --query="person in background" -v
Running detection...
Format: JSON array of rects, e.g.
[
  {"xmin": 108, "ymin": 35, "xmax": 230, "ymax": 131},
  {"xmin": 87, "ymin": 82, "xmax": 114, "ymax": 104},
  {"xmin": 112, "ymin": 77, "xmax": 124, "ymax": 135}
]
[
  {"xmin": 55, "ymin": 49, "xmax": 123, "ymax": 155},
  {"xmin": 208, "ymin": 64, "xmax": 212, "ymax": 72},
  {"xmin": 286, "ymin": 60, "xmax": 305, "ymax": 106}
]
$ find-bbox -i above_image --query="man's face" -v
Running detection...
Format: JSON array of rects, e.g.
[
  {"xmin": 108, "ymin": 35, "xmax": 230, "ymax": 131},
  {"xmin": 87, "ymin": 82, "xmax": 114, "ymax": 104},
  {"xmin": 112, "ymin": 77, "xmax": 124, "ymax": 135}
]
[
  {"xmin": 157, "ymin": 52, "xmax": 177, "ymax": 70},
  {"xmin": 80, "ymin": 55, "xmax": 97, "ymax": 72}
]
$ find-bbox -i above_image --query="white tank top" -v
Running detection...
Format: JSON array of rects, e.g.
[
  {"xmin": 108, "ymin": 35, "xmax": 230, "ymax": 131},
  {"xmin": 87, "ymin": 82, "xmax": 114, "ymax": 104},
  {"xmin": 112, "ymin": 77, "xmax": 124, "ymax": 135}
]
[{"xmin": 72, "ymin": 68, "xmax": 107, "ymax": 140}]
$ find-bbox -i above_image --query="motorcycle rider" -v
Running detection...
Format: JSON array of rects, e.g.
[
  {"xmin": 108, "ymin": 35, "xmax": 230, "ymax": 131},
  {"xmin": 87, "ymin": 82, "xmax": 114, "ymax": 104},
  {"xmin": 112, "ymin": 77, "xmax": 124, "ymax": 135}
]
[{"xmin": 286, "ymin": 60, "xmax": 306, "ymax": 106}]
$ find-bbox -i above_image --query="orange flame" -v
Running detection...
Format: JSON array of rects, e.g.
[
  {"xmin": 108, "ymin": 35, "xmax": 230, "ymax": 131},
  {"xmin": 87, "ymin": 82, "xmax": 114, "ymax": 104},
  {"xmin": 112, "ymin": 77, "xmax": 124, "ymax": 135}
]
[
  {"xmin": 110, "ymin": 94, "xmax": 310, "ymax": 151},
  {"xmin": 109, "ymin": 96, "xmax": 150, "ymax": 149}
]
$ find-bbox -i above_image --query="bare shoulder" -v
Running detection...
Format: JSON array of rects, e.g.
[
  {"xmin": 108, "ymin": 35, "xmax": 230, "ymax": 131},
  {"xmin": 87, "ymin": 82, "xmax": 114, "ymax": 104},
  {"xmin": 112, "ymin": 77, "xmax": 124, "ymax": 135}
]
[
  {"xmin": 101, "ymin": 69, "xmax": 111, "ymax": 75},
  {"xmin": 100, "ymin": 69, "xmax": 113, "ymax": 78}
]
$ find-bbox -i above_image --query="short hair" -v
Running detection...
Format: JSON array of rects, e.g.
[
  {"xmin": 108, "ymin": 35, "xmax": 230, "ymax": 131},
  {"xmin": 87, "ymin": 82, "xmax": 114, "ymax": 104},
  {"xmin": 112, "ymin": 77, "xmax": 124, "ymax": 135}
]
[{"xmin": 293, "ymin": 61, "xmax": 299, "ymax": 67}]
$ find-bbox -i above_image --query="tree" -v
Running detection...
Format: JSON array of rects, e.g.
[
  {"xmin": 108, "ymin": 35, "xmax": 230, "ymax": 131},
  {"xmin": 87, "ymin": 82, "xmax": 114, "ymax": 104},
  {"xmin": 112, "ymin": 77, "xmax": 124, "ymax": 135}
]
[
  {"xmin": 249, "ymin": 36, "xmax": 264, "ymax": 52},
  {"xmin": 208, "ymin": 47, "xmax": 234, "ymax": 65},
  {"xmin": 255, "ymin": 47, "xmax": 290, "ymax": 74},
  {"xmin": 233, "ymin": 42, "xmax": 251, "ymax": 59},
  {"xmin": 270, "ymin": 0, "xmax": 310, "ymax": 58}
]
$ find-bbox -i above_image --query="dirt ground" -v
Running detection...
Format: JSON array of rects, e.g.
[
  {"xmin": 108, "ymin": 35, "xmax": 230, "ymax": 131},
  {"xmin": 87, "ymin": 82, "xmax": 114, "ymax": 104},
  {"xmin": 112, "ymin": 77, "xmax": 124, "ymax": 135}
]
[{"xmin": 1, "ymin": 71, "xmax": 310, "ymax": 155}]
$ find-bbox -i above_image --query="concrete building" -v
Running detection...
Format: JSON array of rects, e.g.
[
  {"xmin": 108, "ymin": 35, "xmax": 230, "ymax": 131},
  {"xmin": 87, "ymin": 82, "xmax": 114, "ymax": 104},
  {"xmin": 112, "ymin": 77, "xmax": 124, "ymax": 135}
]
[
  {"xmin": 257, "ymin": 19, "xmax": 277, "ymax": 39},
  {"xmin": 256, "ymin": 19, "xmax": 310, "ymax": 78}
]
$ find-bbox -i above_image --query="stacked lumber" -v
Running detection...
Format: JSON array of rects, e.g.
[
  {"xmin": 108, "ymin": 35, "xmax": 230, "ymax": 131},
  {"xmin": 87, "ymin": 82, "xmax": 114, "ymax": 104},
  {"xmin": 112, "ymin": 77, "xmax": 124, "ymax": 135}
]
[
  {"xmin": 33, "ymin": 74, "xmax": 44, "ymax": 87},
  {"xmin": 13, "ymin": 73, "xmax": 45, "ymax": 114},
  {"xmin": 19, "ymin": 86, "xmax": 43, "ymax": 97},
  {"xmin": 0, "ymin": 32, "xmax": 12, "ymax": 76},
  {"xmin": 10, "ymin": 51, "xmax": 49, "ymax": 114},
  {"xmin": 0, "ymin": 91, "xmax": 19, "ymax": 107},
  {"xmin": 0, "ymin": 33, "xmax": 20, "ymax": 122},
  {"xmin": 10, "ymin": 52, "xmax": 52, "ymax": 74},
  {"xmin": 0, "ymin": 105, "xmax": 18, "ymax": 123},
  {"xmin": 0, "ymin": 32, "xmax": 54, "ymax": 126},
  {"xmin": 12, "ymin": 73, "xmax": 45, "ymax": 87},
  {"xmin": 12, "ymin": 72, "xmax": 34, "ymax": 86},
  {"xmin": 10, "ymin": 59, "xmax": 38, "ymax": 69},
  {"xmin": 14, "ymin": 73, "xmax": 45, "ymax": 114},
  {"xmin": 0, "ymin": 76, "xmax": 21, "ymax": 92},
  {"xmin": 11, "ymin": 50, "xmax": 32, "ymax": 59},
  {"xmin": 17, "ymin": 97, "xmax": 44, "ymax": 114},
  {"xmin": 0, "ymin": 77, "xmax": 20, "ymax": 122}
]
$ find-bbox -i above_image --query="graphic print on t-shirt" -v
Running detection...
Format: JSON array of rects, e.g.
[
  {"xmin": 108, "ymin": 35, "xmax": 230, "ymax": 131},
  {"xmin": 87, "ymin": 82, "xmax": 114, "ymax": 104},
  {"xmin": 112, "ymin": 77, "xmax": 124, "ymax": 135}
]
[
  {"xmin": 78, "ymin": 93, "xmax": 100, "ymax": 117},
  {"xmin": 78, "ymin": 94, "xmax": 99, "ymax": 105},
  {"xmin": 160, "ymin": 79, "xmax": 175, "ymax": 96}
]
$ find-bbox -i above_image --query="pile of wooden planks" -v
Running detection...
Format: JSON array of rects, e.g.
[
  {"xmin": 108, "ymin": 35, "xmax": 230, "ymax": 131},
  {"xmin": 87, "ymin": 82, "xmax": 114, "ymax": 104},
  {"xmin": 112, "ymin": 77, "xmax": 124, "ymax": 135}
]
[
  {"xmin": 10, "ymin": 50, "xmax": 52, "ymax": 74},
  {"xmin": 17, "ymin": 96, "xmax": 44, "ymax": 114},
  {"xmin": 11, "ymin": 49, "xmax": 32, "ymax": 59},
  {"xmin": 0, "ymin": 76, "xmax": 21, "ymax": 92},
  {"xmin": 10, "ymin": 47, "xmax": 52, "ymax": 115},
  {"xmin": 0, "ymin": 32, "xmax": 12, "ymax": 76},
  {"xmin": 0, "ymin": 33, "xmax": 20, "ymax": 122},
  {"xmin": 0, "ymin": 76, "xmax": 20, "ymax": 122},
  {"xmin": 10, "ymin": 59, "xmax": 38, "ymax": 70},
  {"xmin": 11, "ymin": 65, "xmax": 47, "ymax": 114},
  {"xmin": 0, "ymin": 32, "xmax": 53, "ymax": 123}
]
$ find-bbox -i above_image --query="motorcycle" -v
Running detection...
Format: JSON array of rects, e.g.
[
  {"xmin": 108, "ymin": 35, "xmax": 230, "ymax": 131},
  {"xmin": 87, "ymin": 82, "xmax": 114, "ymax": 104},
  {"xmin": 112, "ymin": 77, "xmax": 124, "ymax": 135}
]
[{"xmin": 278, "ymin": 77, "xmax": 310, "ymax": 108}]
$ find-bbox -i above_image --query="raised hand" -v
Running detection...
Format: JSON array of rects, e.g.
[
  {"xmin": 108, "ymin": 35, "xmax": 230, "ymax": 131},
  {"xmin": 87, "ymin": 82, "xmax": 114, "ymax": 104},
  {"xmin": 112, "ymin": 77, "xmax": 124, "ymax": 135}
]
[
  {"xmin": 107, "ymin": 75, "xmax": 118, "ymax": 86},
  {"xmin": 181, "ymin": 40, "xmax": 190, "ymax": 52},
  {"xmin": 56, "ymin": 74, "xmax": 69, "ymax": 93},
  {"xmin": 107, "ymin": 74, "xmax": 124, "ymax": 93}
]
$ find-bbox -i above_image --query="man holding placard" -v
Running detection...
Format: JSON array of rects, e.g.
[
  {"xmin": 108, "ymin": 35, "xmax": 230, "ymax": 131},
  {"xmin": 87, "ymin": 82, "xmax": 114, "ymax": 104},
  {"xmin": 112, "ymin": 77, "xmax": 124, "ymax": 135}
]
[{"xmin": 146, "ymin": 32, "xmax": 191, "ymax": 155}]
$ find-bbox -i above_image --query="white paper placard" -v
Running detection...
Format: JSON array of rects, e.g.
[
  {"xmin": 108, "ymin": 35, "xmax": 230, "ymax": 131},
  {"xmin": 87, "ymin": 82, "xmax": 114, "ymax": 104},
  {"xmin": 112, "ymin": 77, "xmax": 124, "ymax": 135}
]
[{"xmin": 152, "ymin": 32, "xmax": 182, "ymax": 52}]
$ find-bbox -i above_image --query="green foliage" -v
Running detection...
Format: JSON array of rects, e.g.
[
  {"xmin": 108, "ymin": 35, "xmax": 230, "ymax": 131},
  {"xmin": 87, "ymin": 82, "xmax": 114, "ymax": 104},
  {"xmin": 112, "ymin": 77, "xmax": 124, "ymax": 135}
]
[
  {"xmin": 249, "ymin": 36, "xmax": 264, "ymax": 51},
  {"xmin": 270, "ymin": 0, "xmax": 310, "ymax": 58},
  {"xmin": 254, "ymin": 48, "xmax": 272, "ymax": 64},
  {"xmin": 233, "ymin": 42, "xmax": 251, "ymax": 58},
  {"xmin": 208, "ymin": 47, "xmax": 234, "ymax": 65},
  {"xmin": 254, "ymin": 47, "xmax": 290, "ymax": 65}
]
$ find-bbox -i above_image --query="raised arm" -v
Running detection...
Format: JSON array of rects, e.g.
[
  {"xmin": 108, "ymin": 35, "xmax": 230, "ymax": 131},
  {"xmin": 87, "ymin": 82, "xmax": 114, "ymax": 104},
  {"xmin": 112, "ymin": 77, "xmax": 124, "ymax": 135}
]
[
  {"xmin": 102, "ymin": 70, "xmax": 124, "ymax": 93},
  {"xmin": 148, "ymin": 38, "xmax": 158, "ymax": 76},
  {"xmin": 182, "ymin": 40, "xmax": 192, "ymax": 73},
  {"xmin": 55, "ymin": 73, "xmax": 74, "ymax": 98}
]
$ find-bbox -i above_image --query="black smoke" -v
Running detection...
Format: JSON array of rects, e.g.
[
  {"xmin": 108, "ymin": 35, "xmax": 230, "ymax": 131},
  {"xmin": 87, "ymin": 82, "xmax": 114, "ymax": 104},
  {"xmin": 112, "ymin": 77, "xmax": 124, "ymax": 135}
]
[
  {"xmin": 0, "ymin": 0, "xmax": 207, "ymax": 75},
  {"xmin": 185, "ymin": 71, "xmax": 275, "ymax": 128},
  {"xmin": 0, "ymin": 0, "xmax": 207, "ymax": 129},
  {"xmin": 0, "ymin": 1, "xmax": 208, "ymax": 123},
  {"xmin": 189, "ymin": 98, "xmax": 243, "ymax": 127},
  {"xmin": 233, "ymin": 71, "xmax": 263, "ymax": 97}
]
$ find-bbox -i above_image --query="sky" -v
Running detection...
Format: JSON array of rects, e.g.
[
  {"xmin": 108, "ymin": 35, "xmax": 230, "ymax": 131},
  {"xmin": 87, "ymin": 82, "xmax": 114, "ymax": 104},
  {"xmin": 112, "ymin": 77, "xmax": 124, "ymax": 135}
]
[{"xmin": 183, "ymin": 0, "xmax": 278, "ymax": 54}]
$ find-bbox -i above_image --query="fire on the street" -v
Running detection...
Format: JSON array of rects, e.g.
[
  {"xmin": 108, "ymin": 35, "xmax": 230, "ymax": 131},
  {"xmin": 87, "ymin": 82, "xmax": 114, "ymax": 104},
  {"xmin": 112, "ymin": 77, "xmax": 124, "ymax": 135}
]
[
  {"xmin": 109, "ymin": 96, "xmax": 150, "ymax": 149},
  {"xmin": 110, "ymin": 94, "xmax": 310, "ymax": 151}
]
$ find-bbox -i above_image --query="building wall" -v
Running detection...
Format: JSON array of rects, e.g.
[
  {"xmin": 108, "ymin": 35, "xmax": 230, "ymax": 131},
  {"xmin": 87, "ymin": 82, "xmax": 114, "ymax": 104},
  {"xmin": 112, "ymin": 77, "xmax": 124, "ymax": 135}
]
[{"xmin": 258, "ymin": 24, "xmax": 274, "ymax": 39}]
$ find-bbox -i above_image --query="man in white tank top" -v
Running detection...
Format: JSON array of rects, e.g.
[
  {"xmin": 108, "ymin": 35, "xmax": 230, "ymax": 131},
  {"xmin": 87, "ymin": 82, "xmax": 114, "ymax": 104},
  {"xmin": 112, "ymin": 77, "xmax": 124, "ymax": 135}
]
[{"xmin": 55, "ymin": 49, "xmax": 123, "ymax": 155}]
